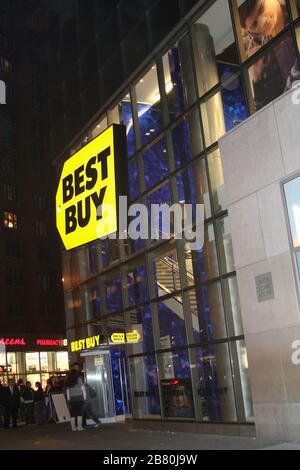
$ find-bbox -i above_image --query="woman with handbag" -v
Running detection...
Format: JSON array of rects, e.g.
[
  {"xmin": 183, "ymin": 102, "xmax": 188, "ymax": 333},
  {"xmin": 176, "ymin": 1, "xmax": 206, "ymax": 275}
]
[{"xmin": 65, "ymin": 369, "xmax": 87, "ymax": 431}]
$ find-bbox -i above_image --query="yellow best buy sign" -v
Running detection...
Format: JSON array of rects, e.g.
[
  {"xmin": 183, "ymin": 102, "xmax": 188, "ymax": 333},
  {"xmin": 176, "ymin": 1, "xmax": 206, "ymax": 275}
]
[{"xmin": 56, "ymin": 124, "xmax": 126, "ymax": 251}]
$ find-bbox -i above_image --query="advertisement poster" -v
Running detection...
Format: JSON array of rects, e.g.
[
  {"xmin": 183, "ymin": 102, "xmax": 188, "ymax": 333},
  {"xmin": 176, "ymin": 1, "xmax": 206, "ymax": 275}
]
[
  {"xmin": 236, "ymin": 0, "xmax": 300, "ymax": 110},
  {"xmin": 237, "ymin": 0, "xmax": 289, "ymax": 60},
  {"xmin": 161, "ymin": 378, "xmax": 195, "ymax": 419},
  {"xmin": 51, "ymin": 393, "xmax": 71, "ymax": 423}
]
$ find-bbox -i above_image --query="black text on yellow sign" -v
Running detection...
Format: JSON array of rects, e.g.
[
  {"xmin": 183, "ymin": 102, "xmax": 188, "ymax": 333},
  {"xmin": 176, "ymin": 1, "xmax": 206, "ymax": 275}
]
[{"xmin": 56, "ymin": 124, "xmax": 127, "ymax": 251}]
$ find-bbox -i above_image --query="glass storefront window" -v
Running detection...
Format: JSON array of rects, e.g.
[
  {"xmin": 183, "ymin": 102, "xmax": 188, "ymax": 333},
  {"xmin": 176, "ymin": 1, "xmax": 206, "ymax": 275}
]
[
  {"xmin": 82, "ymin": 284, "xmax": 101, "ymax": 321},
  {"xmin": 6, "ymin": 352, "xmax": 17, "ymax": 375},
  {"xmin": 291, "ymin": 0, "xmax": 300, "ymax": 18},
  {"xmin": 232, "ymin": 340, "xmax": 254, "ymax": 422},
  {"xmin": 127, "ymin": 305, "xmax": 154, "ymax": 354},
  {"xmin": 162, "ymin": 36, "xmax": 197, "ymax": 120},
  {"xmin": 26, "ymin": 352, "xmax": 39, "ymax": 373},
  {"xmin": 192, "ymin": 0, "xmax": 238, "ymax": 97},
  {"xmin": 56, "ymin": 352, "xmax": 69, "ymax": 372},
  {"xmin": 146, "ymin": 183, "xmax": 173, "ymax": 243},
  {"xmin": 101, "ymin": 239, "xmax": 120, "ymax": 268},
  {"xmin": 88, "ymin": 244, "xmax": 99, "ymax": 274},
  {"xmin": 26, "ymin": 374, "xmax": 41, "ymax": 387},
  {"xmin": 126, "ymin": 259, "xmax": 149, "ymax": 307},
  {"xmin": 284, "ymin": 176, "xmax": 300, "ymax": 249},
  {"xmin": 189, "ymin": 281, "xmax": 227, "ymax": 343},
  {"xmin": 247, "ymin": 35, "xmax": 299, "ymax": 112},
  {"xmin": 90, "ymin": 115, "xmax": 107, "ymax": 140},
  {"xmin": 128, "ymin": 160, "xmax": 139, "ymax": 201},
  {"xmin": 135, "ymin": 64, "xmax": 163, "ymax": 147},
  {"xmin": 223, "ymin": 276, "xmax": 244, "ymax": 337},
  {"xmin": 207, "ymin": 148, "xmax": 226, "ymax": 215},
  {"xmin": 284, "ymin": 176, "xmax": 300, "ymax": 284},
  {"xmin": 171, "ymin": 107, "xmax": 203, "ymax": 168},
  {"xmin": 153, "ymin": 249, "xmax": 181, "ymax": 297},
  {"xmin": 158, "ymin": 300, "xmax": 188, "ymax": 349},
  {"xmin": 119, "ymin": 93, "xmax": 136, "ymax": 157},
  {"xmin": 216, "ymin": 216, "xmax": 235, "ymax": 275},
  {"xmin": 40, "ymin": 352, "xmax": 48, "ymax": 372},
  {"xmin": 159, "ymin": 350, "xmax": 195, "ymax": 419},
  {"xmin": 234, "ymin": 0, "xmax": 289, "ymax": 61},
  {"xmin": 105, "ymin": 273, "xmax": 123, "ymax": 314},
  {"xmin": 129, "ymin": 355, "xmax": 161, "ymax": 419},
  {"xmin": 143, "ymin": 137, "xmax": 169, "ymax": 190},
  {"xmin": 176, "ymin": 157, "xmax": 211, "ymax": 220},
  {"xmin": 193, "ymin": 343, "xmax": 237, "ymax": 422},
  {"xmin": 184, "ymin": 223, "xmax": 219, "ymax": 284}
]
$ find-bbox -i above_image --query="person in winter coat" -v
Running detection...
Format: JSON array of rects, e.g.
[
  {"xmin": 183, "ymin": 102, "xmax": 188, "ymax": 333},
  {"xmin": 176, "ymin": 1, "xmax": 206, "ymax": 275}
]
[{"xmin": 65, "ymin": 369, "xmax": 86, "ymax": 431}]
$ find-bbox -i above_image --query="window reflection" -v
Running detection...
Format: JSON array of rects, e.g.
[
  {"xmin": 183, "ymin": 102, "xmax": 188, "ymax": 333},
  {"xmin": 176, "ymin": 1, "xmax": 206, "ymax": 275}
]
[
  {"xmin": 207, "ymin": 148, "xmax": 226, "ymax": 214},
  {"xmin": 192, "ymin": 0, "xmax": 238, "ymax": 97},
  {"xmin": 105, "ymin": 273, "xmax": 122, "ymax": 314},
  {"xmin": 126, "ymin": 259, "xmax": 149, "ymax": 306},
  {"xmin": 184, "ymin": 224, "xmax": 219, "ymax": 284},
  {"xmin": 119, "ymin": 93, "xmax": 136, "ymax": 157},
  {"xmin": 216, "ymin": 216, "xmax": 235, "ymax": 275},
  {"xmin": 188, "ymin": 281, "xmax": 227, "ymax": 343},
  {"xmin": 171, "ymin": 107, "xmax": 203, "ymax": 168},
  {"xmin": 176, "ymin": 157, "xmax": 211, "ymax": 219},
  {"xmin": 127, "ymin": 305, "xmax": 154, "ymax": 354},
  {"xmin": 162, "ymin": 36, "xmax": 197, "ymax": 120},
  {"xmin": 129, "ymin": 355, "xmax": 161, "ymax": 419},
  {"xmin": 143, "ymin": 138, "xmax": 169, "ymax": 190},
  {"xmin": 135, "ymin": 65, "xmax": 163, "ymax": 147},
  {"xmin": 153, "ymin": 249, "xmax": 181, "ymax": 297},
  {"xmin": 194, "ymin": 344, "xmax": 237, "ymax": 422},
  {"xmin": 158, "ymin": 299, "xmax": 187, "ymax": 349}
]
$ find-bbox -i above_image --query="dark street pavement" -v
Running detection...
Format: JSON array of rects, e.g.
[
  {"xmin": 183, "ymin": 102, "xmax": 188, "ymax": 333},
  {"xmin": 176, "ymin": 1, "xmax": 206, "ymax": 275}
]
[{"xmin": 0, "ymin": 423, "xmax": 300, "ymax": 450}]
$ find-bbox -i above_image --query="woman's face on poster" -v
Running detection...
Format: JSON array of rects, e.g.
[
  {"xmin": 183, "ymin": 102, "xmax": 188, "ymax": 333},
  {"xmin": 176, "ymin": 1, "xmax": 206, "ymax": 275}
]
[{"xmin": 244, "ymin": 0, "xmax": 281, "ymax": 37}]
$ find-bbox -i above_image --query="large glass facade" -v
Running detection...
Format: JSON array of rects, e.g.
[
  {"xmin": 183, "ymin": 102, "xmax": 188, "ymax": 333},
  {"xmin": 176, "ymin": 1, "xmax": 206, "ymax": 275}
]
[{"xmin": 61, "ymin": 0, "xmax": 300, "ymax": 427}]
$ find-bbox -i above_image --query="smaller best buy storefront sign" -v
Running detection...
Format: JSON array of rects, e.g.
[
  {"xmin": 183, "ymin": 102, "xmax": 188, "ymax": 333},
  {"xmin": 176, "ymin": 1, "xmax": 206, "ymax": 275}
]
[{"xmin": 56, "ymin": 125, "xmax": 126, "ymax": 251}]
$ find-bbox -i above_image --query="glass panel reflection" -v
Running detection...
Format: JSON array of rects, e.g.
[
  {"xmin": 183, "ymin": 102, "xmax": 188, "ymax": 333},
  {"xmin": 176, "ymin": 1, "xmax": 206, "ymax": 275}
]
[
  {"xmin": 188, "ymin": 281, "xmax": 227, "ymax": 343},
  {"xmin": 194, "ymin": 343, "xmax": 237, "ymax": 422},
  {"xmin": 136, "ymin": 65, "xmax": 163, "ymax": 147},
  {"xmin": 129, "ymin": 355, "xmax": 161, "ymax": 419}
]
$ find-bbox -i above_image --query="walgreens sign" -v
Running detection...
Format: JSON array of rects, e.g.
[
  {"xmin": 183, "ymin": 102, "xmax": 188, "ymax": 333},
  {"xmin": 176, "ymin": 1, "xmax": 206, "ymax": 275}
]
[{"xmin": 0, "ymin": 338, "xmax": 26, "ymax": 346}]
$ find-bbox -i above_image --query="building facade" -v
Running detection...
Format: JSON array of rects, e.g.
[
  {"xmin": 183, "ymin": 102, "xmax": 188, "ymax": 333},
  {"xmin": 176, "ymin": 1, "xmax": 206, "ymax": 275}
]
[
  {"xmin": 50, "ymin": 0, "xmax": 300, "ymax": 439},
  {"xmin": 0, "ymin": 0, "xmax": 67, "ymax": 387}
]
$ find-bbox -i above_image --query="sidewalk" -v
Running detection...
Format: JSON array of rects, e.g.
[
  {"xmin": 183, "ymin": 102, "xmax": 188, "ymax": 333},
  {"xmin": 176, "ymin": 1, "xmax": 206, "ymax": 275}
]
[{"xmin": 1, "ymin": 423, "xmax": 300, "ymax": 450}]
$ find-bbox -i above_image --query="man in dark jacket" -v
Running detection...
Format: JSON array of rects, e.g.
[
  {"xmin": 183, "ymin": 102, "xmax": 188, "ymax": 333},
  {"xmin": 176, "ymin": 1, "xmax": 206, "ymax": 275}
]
[
  {"xmin": 0, "ymin": 382, "xmax": 5, "ymax": 428},
  {"xmin": 3, "ymin": 378, "xmax": 20, "ymax": 428}
]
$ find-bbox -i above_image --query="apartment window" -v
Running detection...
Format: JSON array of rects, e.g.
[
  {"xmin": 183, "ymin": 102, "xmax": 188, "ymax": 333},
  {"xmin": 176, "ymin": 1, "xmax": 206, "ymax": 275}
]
[
  {"xmin": 35, "ymin": 194, "xmax": 47, "ymax": 210},
  {"xmin": 135, "ymin": 64, "xmax": 163, "ymax": 147},
  {"xmin": 6, "ymin": 266, "xmax": 23, "ymax": 288},
  {"xmin": 0, "ymin": 56, "xmax": 11, "ymax": 72},
  {"xmin": 2, "ymin": 158, "xmax": 16, "ymax": 177},
  {"xmin": 8, "ymin": 292, "xmax": 23, "ymax": 317},
  {"xmin": 0, "ymin": 79, "xmax": 6, "ymax": 104},
  {"xmin": 4, "ymin": 211, "xmax": 17, "ymax": 230},
  {"xmin": 284, "ymin": 176, "xmax": 300, "ymax": 283},
  {"xmin": 35, "ymin": 221, "xmax": 48, "ymax": 237},
  {"xmin": 6, "ymin": 239, "xmax": 21, "ymax": 258},
  {"xmin": 39, "ymin": 274, "xmax": 51, "ymax": 292},
  {"xmin": 3, "ymin": 183, "xmax": 16, "ymax": 201}
]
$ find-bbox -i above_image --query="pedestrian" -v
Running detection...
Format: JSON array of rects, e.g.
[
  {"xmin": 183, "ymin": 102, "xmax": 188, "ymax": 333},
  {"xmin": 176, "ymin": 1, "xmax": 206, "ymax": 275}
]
[
  {"xmin": 34, "ymin": 382, "xmax": 47, "ymax": 425},
  {"xmin": 65, "ymin": 369, "xmax": 86, "ymax": 432},
  {"xmin": 3, "ymin": 378, "xmax": 20, "ymax": 429},
  {"xmin": 23, "ymin": 381, "xmax": 35, "ymax": 425},
  {"xmin": 82, "ymin": 383, "xmax": 101, "ymax": 428},
  {"xmin": 0, "ymin": 381, "xmax": 5, "ymax": 429},
  {"xmin": 17, "ymin": 379, "xmax": 26, "ymax": 423},
  {"xmin": 45, "ymin": 378, "xmax": 56, "ymax": 423}
]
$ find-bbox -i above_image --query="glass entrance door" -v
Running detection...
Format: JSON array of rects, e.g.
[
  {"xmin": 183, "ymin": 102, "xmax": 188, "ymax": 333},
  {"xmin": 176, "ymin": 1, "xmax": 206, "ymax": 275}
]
[
  {"xmin": 84, "ymin": 351, "xmax": 115, "ymax": 419},
  {"xmin": 83, "ymin": 349, "xmax": 131, "ymax": 421}
]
